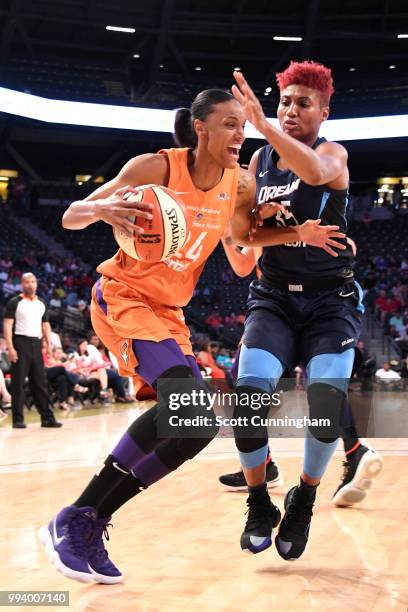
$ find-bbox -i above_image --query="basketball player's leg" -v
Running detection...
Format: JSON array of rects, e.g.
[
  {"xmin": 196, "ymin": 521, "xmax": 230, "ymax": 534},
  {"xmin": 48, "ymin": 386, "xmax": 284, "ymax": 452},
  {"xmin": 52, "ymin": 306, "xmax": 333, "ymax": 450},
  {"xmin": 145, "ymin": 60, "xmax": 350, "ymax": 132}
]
[
  {"xmin": 274, "ymin": 283, "xmax": 365, "ymax": 561},
  {"xmin": 233, "ymin": 302, "xmax": 296, "ymax": 554},
  {"xmin": 40, "ymin": 294, "xmax": 217, "ymax": 583},
  {"xmin": 218, "ymin": 343, "xmax": 283, "ymax": 491},
  {"xmin": 275, "ymin": 348, "xmax": 355, "ymax": 561}
]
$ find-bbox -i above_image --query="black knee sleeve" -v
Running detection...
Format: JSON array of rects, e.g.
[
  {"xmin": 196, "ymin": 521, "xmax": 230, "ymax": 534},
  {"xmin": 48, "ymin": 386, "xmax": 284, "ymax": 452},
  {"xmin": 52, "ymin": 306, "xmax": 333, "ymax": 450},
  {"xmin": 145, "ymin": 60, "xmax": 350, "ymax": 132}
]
[
  {"xmin": 233, "ymin": 385, "xmax": 270, "ymax": 453},
  {"xmin": 126, "ymin": 404, "xmax": 161, "ymax": 453},
  {"xmin": 307, "ymin": 382, "xmax": 345, "ymax": 443},
  {"xmin": 155, "ymin": 364, "xmax": 219, "ymax": 441},
  {"xmin": 155, "ymin": 435, "xmax": 214, "ymax": 471}
]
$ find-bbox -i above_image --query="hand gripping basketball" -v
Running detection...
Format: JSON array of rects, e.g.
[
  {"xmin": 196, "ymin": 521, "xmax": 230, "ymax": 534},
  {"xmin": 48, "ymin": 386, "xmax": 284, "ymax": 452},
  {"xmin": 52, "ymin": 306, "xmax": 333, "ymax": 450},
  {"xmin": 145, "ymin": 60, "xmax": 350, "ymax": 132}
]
[
  {"xmin": 113, "ymin": 184, "xmax": 189, "ymax": 262},
  {"xmin": 96, "ymin": 185, "xmax": 154, "ymax": 237}
]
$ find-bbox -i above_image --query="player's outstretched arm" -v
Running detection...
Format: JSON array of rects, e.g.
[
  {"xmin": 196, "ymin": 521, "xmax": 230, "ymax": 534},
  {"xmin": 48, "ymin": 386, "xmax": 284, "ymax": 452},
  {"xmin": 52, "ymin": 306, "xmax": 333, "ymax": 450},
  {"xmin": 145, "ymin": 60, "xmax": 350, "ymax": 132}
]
[
  {"xmin": 232, "ymin": 71, "xmax": 348, "ymax": 188},
  {"xmin": 231, "ymin": 169, "xmax": 346, "ymax": 256},
  {"xmin": 62, "ymin": 153, "xmax": 168, "ymax": 234}
]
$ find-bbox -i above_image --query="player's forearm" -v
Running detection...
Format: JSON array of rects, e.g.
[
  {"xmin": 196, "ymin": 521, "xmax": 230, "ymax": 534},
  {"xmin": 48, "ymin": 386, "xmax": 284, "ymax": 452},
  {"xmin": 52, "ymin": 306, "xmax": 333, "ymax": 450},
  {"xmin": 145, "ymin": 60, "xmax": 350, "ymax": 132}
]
[
  {"xmin": 221, "ymin": 238, "xmax": 255, "ymax": 276},
  {"xmin": 232, "ymin": 225, "xmax": 299, "ymax": 247},
  {"xmin": 259, "ymin": 122, "xmax": 326, "ymax": 185},
  {"xmin": 62, "ymin": 200, "xmax": 100, "ymax": 230}
]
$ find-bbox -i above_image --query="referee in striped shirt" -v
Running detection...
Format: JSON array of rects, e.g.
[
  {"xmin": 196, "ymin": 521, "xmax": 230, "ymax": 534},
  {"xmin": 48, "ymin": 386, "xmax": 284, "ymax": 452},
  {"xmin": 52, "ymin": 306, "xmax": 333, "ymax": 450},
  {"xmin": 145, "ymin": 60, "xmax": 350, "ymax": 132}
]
[{"xmin": 3, "ymin": 273, "xmax": 62, "ymax": 428}]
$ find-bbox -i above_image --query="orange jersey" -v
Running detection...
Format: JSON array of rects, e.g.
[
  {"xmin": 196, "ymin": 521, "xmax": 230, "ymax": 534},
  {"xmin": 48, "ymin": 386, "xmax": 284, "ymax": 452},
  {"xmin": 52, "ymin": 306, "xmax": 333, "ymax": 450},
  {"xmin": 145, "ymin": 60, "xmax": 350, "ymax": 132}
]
[{"xmin": 97, "ymin": 147, "xmax": 240, "ymax": 307}]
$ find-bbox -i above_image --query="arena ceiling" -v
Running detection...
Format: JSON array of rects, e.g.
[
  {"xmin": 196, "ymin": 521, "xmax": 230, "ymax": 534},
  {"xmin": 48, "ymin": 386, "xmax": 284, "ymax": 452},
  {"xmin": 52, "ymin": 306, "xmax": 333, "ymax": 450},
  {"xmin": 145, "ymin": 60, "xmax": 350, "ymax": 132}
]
[
  {"xmin": 1, "ymin": 0, "xmax": 408, "ymax": 103},
  {"xmin": 0, "ymin": 0, "xmax": 407, "ymax": 182}
]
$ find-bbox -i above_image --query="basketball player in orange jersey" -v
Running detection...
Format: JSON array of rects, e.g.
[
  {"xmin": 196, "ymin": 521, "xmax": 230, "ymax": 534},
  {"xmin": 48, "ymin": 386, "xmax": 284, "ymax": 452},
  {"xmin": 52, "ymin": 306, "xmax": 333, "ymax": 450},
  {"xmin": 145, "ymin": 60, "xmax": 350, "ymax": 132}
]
[
  {"xmin": 219, "ymin": 235, "xmax": 383, "ymax": 505},
  {"xmin": 39, "ymin": 88, "xmax": 345, "ymax": 584}
]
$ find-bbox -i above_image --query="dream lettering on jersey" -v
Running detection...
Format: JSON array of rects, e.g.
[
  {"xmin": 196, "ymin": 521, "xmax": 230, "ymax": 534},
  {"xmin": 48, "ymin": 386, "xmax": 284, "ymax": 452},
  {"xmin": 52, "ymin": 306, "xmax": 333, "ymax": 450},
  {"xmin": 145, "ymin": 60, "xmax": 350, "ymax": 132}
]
[
  {"xmin": 258, "ymin": 178, "xmax": 300, "ymax": 205},
  {"xmin": 257, "ymin": 179, "xmax": 305, "ymax": 248}
]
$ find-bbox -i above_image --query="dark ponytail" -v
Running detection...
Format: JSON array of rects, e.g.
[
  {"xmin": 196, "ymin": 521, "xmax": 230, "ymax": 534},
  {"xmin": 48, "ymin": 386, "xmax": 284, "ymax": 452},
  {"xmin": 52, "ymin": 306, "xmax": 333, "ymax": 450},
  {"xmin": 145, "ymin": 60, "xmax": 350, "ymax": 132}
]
[
  {"xmin": 174, "ymin": 108, "xmax": 197, "ymax": 148},
  {"xmin": 173, "ymin": 89, "xmax": 235, "ymax": 149}
]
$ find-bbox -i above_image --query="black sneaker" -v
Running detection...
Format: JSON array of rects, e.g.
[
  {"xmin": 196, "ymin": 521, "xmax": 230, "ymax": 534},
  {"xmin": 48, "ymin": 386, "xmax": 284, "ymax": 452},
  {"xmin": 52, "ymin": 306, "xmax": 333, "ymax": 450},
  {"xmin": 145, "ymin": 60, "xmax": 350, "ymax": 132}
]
[
  {"xmin": 275, "ymin": 484, "xmax": 316, "ymax": 561},
  {"xmin": 12, "ymin": 422, "xmax": 27, "ymax": 429},
  {"xmin": 332, "ymin": 445, "xmax": 383, "ymax": 507},
  {"xmin": 240, "ymin": 489, "xmax": 281, "ymax": 554},
  {"xmin": 41, "ymin": 420, "xmax": 63, "ymax": 428},
  {"xmin": 219, "ymin": 460, "xmax": 283, "ymax": 491}
]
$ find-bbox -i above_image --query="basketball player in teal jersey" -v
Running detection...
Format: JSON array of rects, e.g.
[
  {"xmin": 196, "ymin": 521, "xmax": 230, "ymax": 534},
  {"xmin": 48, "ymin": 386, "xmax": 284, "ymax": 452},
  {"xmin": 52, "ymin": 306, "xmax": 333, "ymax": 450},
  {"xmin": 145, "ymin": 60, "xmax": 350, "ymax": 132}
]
[{"xmin": 228, "ymin": 61, "xmax": 380, "ymax": 560}]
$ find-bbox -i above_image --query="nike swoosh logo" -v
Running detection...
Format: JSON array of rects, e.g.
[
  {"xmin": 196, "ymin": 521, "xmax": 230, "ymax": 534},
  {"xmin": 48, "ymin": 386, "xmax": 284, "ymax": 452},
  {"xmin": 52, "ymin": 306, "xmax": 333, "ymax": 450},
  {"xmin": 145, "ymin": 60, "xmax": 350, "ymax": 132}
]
[
  {"xmin": 52, "ymin": 518, "xmax": 65, "ymax": 546},
  {"xmin": 112, "ymin": 461, "xmax": 129, "ymax": 475},
  {"xmin": 339, "ymin": 290, "xmax": 354, "ymax": 298},
  {"xmin": 259, "ymin": 170, "xmax": 269, "ymax": 177}
]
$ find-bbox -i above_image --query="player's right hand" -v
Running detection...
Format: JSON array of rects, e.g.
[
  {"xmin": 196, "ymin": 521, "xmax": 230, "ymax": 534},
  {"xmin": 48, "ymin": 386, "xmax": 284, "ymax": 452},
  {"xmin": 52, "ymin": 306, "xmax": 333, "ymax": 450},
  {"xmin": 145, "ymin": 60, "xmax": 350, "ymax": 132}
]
[
  {"xmin": 8, "ymin": 347, "xmax": 18, "ymax": 363},
  {"xmin": 296, "ymin": 219, "xmax": 346, "ymax": 256},
  {"xmin": 94, "ymin": 185, "xmax": 154, "ymax": 236}
]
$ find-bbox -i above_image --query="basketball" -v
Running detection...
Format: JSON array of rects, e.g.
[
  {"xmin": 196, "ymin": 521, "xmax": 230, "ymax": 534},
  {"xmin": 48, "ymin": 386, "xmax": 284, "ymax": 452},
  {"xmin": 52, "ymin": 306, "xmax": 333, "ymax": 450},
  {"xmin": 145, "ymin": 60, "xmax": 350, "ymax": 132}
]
[{"xmin": 113, "ymin": 184, "xmax": 188, "ymax": 262}]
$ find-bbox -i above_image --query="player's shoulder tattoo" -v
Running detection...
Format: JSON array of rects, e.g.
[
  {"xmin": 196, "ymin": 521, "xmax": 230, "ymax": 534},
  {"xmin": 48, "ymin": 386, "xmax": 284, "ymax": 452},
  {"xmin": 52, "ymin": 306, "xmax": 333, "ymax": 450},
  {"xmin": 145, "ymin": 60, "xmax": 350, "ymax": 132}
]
[{"xmin": 237, "ymin": 170, "xmax": 254, "ymax": 196}]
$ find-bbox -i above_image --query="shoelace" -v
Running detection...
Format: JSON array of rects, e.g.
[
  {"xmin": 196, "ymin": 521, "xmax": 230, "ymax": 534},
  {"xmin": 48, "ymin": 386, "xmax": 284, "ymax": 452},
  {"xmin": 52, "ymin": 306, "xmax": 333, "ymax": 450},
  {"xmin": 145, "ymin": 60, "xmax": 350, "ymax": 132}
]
[
  {"xmin": 340, "ymin": 460, "xmax": 353, "ymax": 485},
  {"xmin": 90, "ymin": 522, "xmax": 113, "ymax": 560},
  {"xmin": 245, "ymin": 497, "xmax": 276, "ymax": 531},
  {"xmin": 68, "ymin": 515, "xmax": 95, "ymax": 558},
  {"xmin": 285, "ymin": 491, "xmax": 314, "ymax": 535}
]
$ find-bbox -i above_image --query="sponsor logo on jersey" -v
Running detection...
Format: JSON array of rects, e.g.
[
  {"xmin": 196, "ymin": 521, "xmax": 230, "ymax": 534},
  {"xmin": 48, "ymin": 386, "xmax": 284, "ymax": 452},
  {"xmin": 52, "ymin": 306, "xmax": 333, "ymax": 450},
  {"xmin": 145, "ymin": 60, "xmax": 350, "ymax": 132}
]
[
  {"xmin": 259, "ymin": 170, "xmax": 269, "ymax": 177},
  {"xmin": 217, "ymin": 192, "xmax": 230, "ymax": 200},
  {"xmin": 341, "ymin": 338, "xmax": 355, "ymax": 347},
  {"xmin": 258, "ymin": 178, "xmax": 301, "ymax": 204}
]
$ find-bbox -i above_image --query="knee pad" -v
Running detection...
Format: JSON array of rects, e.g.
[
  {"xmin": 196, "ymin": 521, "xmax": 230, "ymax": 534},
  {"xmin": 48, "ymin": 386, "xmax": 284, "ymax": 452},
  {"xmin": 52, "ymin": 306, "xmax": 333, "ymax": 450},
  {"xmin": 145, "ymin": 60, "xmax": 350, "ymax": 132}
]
[
  {"xmin": 155, "ymin": 365, "xmax": 218, "ymax": 440},
  {"xmin": 307, "ymin": 382, "xmax": 345, "ymax": 443},
  {"xmin": 233, "ymin": 385, "xmax": 270, "ymax": 453},
  {"xmin": 156, "ymin": 435, "xmax": 215, "ymax": 470}
]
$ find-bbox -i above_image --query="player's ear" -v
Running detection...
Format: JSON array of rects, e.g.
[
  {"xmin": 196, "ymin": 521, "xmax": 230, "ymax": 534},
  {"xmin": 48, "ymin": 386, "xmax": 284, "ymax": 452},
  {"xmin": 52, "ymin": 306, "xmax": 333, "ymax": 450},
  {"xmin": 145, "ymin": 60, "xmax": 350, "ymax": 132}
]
[
  {"xmin": 321, "ymin": 106, "xmax": 330, "ymax": 122},
  {"xmin": 194, "ymin": 119, "xmax": 207, "ymax": 137}
]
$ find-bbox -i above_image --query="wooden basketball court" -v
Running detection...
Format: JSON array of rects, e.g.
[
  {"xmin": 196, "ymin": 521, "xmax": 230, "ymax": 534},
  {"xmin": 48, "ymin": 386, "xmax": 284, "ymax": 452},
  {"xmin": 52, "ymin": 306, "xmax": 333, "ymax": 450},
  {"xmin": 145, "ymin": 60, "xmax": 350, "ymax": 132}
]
[{"xmin": 1, "ymin": 401, "xmax": 407, "ymax": 611}]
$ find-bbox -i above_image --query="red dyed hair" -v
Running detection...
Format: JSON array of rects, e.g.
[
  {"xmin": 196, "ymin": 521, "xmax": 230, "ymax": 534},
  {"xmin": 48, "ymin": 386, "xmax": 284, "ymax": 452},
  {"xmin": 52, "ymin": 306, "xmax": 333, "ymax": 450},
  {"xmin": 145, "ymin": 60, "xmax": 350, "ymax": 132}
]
[{"xmin": 276, "ymin": 61, "xmax": 334, "ymax": 105}]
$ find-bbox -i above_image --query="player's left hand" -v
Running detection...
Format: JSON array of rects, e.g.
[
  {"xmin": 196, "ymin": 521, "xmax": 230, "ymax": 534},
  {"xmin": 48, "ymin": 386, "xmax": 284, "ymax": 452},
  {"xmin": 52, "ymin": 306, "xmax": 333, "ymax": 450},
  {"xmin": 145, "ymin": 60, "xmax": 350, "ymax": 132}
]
[
  {"xmin": 232, "ymin": 71, "xmax": 269, "ymax": 134},
  {"xmin": 249, "ymin": 202, "xmax": 285, "ymax": 239}
]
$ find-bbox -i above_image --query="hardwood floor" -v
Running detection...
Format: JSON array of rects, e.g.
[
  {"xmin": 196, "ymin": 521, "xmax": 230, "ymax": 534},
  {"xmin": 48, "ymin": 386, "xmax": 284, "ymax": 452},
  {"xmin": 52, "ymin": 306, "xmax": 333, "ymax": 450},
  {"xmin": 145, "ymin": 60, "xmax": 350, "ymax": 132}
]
[{"xmin": 1, "ymin": 404, "xmax": 407, "ymax": 611}]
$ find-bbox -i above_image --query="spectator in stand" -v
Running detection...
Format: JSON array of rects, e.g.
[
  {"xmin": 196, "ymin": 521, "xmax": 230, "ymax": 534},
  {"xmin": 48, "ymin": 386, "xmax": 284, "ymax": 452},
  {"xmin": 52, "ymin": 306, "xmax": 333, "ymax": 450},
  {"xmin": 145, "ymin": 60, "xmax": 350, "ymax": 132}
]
[
  {"xmin": 375, "ymin": 291, "xmax": 401, "ymax": 323},
  {"xmin": 86, "ymin": 333, "xmax": 134, "ymax": 403},
  {"xmin": 0, "ymin": 368, "xmax": 11, "ymax": 417},
  {"xmin": 392, "ymin": 280, "xmax": 406, "ymax": 307},
  {"xmin": 354, "ymin": 340, "xmax": 376, "ymax": 390},
  {"xmin": 0, "ymin": 337, "xmax": 11, "ymax": 375},
  {"xmin": 375, "ymin": 362, "xmax": 401, "ymax": 390},
  {"xmin": 216, "ymin": 347, "xmax": 233, "ymax": 370},
  {"xmin": 2, "ymin": 273, "xmax": 21, "ymax": 297},
  {"xmin": 389, "ymin": 312, "xmax": 406, "ymax": 336},
  {"xmin": 205, "ymin": 311, "xmax": 223, "ymax": 331},
  {"xmin": 196, "ymin": 340, "xmax": 226, "ymax": 380},
  {"xmin": 72, "ymin": 339, "xmax": 109, "ymax": 401},
  {"xmin": 43, "ymin": 347, "xmax": 78, "ymax": 411},
  {"xmin": 49, "ymin": 289, "xmax": 63, "ymax": 309}
]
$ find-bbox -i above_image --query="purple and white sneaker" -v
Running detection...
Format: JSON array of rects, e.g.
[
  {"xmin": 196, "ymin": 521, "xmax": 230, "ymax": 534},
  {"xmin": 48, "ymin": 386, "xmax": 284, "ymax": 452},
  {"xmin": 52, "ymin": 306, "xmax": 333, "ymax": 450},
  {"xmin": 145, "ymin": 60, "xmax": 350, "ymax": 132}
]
[
  {"xmin": 38, "ymin": 505, "xmax": 96, "ymax": 583},
  {"xmin": 88, "ymin": 517, "xmax": 123, "ymax": 584}
]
